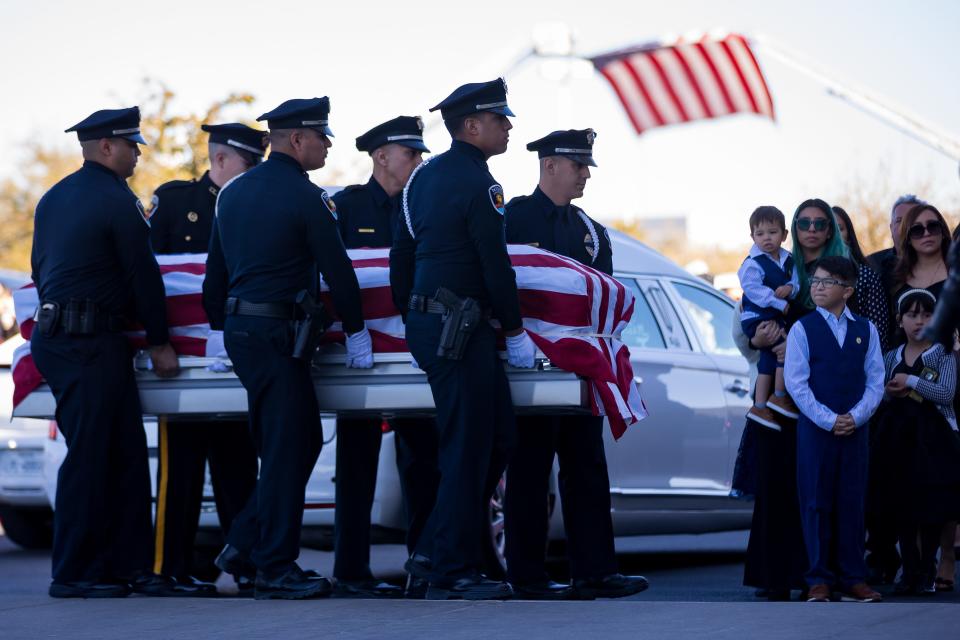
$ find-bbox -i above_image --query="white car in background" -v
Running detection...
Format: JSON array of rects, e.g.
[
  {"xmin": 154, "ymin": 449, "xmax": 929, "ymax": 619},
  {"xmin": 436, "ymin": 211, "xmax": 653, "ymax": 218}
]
[{"xmin": 0, "ymin": 334, "xmax": 54, "ymax": 549}]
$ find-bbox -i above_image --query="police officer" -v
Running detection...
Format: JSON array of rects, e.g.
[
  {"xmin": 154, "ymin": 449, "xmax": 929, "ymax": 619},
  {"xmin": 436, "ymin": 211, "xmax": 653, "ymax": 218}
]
[
  {"xmin": 202, "ymin": 97, "xmax": 374, "ymax": 600},
  {"xmin": 331, "ymin": 116, "xmax": 439, "ymax": 599},
  {"xmin": 31, "ymin": 107, "xmax": 183, "ymax": 598},
  {"xmin": 148, "ymin": 124, "xmax": 266, "ymax": 595},
  {"xmin": 503, "ymin": 129, "xmax": 648, "ymax": 600},
  {"xmin": 389, "ymin": 79, "xmax": 535, "ymax": 600}
]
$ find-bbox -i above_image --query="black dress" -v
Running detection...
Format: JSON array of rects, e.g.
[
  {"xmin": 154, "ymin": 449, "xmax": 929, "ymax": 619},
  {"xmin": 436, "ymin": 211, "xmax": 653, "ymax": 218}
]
[{"xmin": 870, "ymin": 356, "xmax": 960, "ymax": 526}]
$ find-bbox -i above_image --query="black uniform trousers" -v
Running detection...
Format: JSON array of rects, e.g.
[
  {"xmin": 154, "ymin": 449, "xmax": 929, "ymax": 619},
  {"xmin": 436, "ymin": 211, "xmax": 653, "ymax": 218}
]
[
  {"xmin": 153, "ymin": 419, "xmax": 257, "ymax": 577},
  {"xmin": 333, "ymin": 417, "xmax": 439, "ymax": 580},
  {"xmin": 221, "ymin": 316, "xmax": 323, "ymax": 575},
  {"xmin": 31, "ymin": 330, "xmax": 153, "ymax": 584},
  {"xmin": 405, "ymin": 311, "xmax": 516, "ymax": 579},
  {"xmin": 504, "ymin": 415, "xmax": 618, "ymax": 584}
]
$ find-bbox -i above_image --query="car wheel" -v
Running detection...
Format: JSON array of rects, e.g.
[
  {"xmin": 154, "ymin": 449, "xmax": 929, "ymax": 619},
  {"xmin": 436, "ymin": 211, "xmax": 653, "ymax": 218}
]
[
  {"xmin": 483, "ymin": 474, "xmax": 507, "ymax": 579},
  {"xmin": 0, "ymin": 505, "xmax": 54, "ymax": 549}
]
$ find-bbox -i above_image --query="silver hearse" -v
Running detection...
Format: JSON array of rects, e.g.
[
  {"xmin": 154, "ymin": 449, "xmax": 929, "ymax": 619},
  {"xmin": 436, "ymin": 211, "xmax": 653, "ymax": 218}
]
[{"xmin": 32, "ymin": 231, "xmax": 752, "ymax": 565}]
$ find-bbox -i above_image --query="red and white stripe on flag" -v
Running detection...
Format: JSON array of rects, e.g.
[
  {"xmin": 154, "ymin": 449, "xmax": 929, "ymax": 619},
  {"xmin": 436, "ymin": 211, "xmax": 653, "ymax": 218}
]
[
  {"xmin": 12, "ymin": 247, "xmax": 647, "ymax": 438},
  {"xmin": 592, "ymin": 33, "xmax": 774, "ymax": 134}
]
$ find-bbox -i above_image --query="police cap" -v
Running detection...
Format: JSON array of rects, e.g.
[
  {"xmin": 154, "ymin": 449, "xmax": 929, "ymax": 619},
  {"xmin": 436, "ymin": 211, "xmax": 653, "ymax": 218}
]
[
  {"xmin": 257, "ymin": 97, "xmax": 333, "ymax": 136},
  {"xmin": 201, "ymin": 123, "xmax": 268, "ymax": 162},
  {"xmin": 526, "ymin": 128, "xmax": 598, "ymax": 167},
  {"xmin": 355, "ymin": 116, "xmax": 429, "ymax": 153},
  {"xmin": 429, "ymin": 78, "xmax": 515, "ymax": 120},
  {"xmin": 65, "ymin": 106, "xmax": 147, "ymax": 144}
]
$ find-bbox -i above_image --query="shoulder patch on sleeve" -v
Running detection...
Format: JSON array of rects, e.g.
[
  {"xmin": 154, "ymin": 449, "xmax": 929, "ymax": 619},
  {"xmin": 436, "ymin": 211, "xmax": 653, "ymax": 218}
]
[
  {"xmin": 136, "ymin": 199, "xmax": 149, "ymax": 227},
  {"xmin": 320, "ymin": 190, "xmax": 338, "ymax": 220},
  {"xmin": 488, "ymin": 184, "xmax": 505, "ymax": 216}
]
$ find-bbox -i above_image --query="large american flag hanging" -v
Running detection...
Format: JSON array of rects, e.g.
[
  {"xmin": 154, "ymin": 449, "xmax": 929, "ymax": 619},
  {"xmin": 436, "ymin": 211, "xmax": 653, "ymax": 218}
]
[
  {"xmin": 592, "ymin": 33, "xmax": 775, "ymax": 134},
  {"xmin": 12, "ymin": 247, "xmax": 647, "ymax": 438}
]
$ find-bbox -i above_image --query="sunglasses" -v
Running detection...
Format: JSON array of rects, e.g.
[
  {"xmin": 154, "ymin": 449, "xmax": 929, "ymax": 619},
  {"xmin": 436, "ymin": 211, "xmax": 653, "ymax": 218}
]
[
  {"xmin": 907, "ymin": 221, "xmax": 943, "ymax": 240},
  {"xmin": 796, "ymin": 217, "xmax": 829, "ymax": 232}
]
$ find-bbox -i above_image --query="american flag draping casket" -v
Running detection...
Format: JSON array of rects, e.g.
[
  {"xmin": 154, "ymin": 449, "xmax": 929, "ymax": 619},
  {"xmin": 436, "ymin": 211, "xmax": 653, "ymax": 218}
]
[{"xmin": 12, "ymin": 246, "xmax": 646, "ymax": 438}]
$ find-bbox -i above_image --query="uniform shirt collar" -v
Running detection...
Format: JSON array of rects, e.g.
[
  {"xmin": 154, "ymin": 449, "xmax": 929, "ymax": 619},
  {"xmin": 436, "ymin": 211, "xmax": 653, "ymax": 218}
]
[
  {"xmin": 366, "ymin": 176, "xmax": 392, "ymax": 210},
  {"xmin": 533, "ymin": 186, "xmax": 570, "ymax": 219},
  {"xmin": 451, "ymin": 140, "xmax": 488, "ymax": 167},
  {"xmin": 200, "ymin": 170, "xmax": 219, "ymax": 197},
  {"xmin": 749, "ymin": 244, "xmax": 791, "ymax": 267},
  {"xmin": 82, "ymin": 159, "xmax": 122, "ymax": 181},
  {"xmin": 269, "ymin": 151, "xmax": 307, "ymax": 175}
]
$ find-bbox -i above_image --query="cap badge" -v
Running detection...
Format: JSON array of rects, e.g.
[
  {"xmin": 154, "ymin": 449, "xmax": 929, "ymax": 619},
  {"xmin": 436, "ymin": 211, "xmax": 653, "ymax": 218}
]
[
  {"xmin": 415, "ymin": 116, "xmax": 424, "ymax": 132},
  {"xmin": 585, "ymin": 129, "xmax": 596, "ymax": 144},
  {"xmin": 187, "ymin": 211, "xmax": 199, "ymax": 223}
]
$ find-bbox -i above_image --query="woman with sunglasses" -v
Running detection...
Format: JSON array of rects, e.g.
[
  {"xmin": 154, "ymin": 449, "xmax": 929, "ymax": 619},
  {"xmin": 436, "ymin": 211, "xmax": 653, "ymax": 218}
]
[
  {"xmin": 833, "ymin": 206, "xmax": 892, "ymax": 351},
  {"xmin": 743, "ymin": 198, "xmax": 847, "ymax": 601},
  {"xmin": 890, "ymin": 203, "xmax": 959, "ymax": 593}
]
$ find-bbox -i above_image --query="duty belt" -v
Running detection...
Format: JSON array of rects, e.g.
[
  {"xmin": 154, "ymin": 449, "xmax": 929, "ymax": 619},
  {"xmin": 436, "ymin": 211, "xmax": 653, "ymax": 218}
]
[
  {"xmin": 225, "ymin": 298, "xmax": 301, "ymax": 320},
  {"xmin": 408, "ymin": 294, "xmax": 447, "ymax": 314}
]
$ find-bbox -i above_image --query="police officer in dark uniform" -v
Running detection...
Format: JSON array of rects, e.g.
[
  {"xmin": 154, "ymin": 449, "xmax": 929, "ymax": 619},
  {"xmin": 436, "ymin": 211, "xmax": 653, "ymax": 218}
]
[
  {"xmin": 148, "ymin": 124, "xmax": 266, "ymax": 595},
  {"xmin": 203, "ymin": 97, "xmax": 373, "ymax": 600},
  {"xmin": 503, "ymin": 129, "xmax": 648, "ymax": 600},
  {"xmin": 390, "ymin": 79, "xmax": 536, "ymax": 600},
  {"xmin": 331, "ymin": 116, "xmax": 439, "ymax": 599},
  {"xmin": 31, "ymin": 107, "xmax": 184, "ymax": 598}
]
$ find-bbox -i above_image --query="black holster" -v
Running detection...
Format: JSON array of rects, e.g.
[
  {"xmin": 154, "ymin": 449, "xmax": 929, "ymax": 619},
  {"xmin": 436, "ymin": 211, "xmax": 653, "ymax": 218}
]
[
  {"xmin": 434, "ymin": 287, "xmax": 482, "ymax": 361},
  {"xmin": 291, "ymin": 289, "xmax": 330, "ymax": 361}
]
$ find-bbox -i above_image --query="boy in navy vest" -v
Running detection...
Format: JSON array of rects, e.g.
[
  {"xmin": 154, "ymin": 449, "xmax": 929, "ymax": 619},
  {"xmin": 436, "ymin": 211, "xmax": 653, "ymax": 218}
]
[
  {"xmin": 784, "ymin": 256, "xmax": 885, "ymax": 602},
  {"xmin": 737, "ymin": 206, "xmax": 800, "ymax": 428}
]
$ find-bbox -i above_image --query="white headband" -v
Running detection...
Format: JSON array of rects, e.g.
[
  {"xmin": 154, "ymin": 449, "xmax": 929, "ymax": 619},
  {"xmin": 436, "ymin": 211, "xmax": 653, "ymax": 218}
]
[{"xmin": 897, "ymin": 288, "xmax": 937, "ymax": 310}]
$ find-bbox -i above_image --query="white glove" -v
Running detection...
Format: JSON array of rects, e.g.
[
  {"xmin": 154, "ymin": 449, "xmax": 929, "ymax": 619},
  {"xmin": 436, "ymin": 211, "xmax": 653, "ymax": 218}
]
[
  {"xmin": 506, "ymin": 331, "xmax": 536, "ymax": 369},
  {"xmin": 204, "ymin": 330, "xmax": 232, "ymax": 372},
  {"xmin": 346, "ymin": 327, "xmax": 374, "ymax": 369}
]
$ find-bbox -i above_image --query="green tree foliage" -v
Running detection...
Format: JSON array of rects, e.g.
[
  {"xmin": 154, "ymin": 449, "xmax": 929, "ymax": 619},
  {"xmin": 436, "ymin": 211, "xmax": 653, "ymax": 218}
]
[{"xmin": 0, "ymin": 79, "xmax": 256, "ymax": 271}]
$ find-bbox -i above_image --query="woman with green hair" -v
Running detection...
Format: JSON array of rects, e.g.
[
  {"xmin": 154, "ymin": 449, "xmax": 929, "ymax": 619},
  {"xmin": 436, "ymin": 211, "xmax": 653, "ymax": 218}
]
[
  {"xmin": 790, "ymin": 198, "xmax": 850, "ymax": 317},
  {"xmin": 742, "ymin": 197, "xmax": 849, "ymax": 602}
]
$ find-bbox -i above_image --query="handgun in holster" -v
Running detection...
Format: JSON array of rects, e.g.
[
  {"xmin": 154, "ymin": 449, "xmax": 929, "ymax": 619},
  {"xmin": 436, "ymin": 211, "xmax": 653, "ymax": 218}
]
[
  {"xmin": 36, "ymin": 302, "xmax": 61, "ymax": 337},
  {"xmin": 434, "ymin": 287, "xmax": 482, "ymax": 360},
  {"xmin": 291, "ymin": 289, "xmax": 330, "ymax": 361}
]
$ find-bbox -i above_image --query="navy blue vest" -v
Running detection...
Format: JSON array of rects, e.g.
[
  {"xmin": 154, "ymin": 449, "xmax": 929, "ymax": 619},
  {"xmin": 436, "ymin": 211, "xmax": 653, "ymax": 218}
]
[
  {"xmin": 797, "ymin": 310, "xmax": 869, "ymax": 431},
  {"xmin": 741, "ymin": 253, "xmax": 794, "ymax": 320}
]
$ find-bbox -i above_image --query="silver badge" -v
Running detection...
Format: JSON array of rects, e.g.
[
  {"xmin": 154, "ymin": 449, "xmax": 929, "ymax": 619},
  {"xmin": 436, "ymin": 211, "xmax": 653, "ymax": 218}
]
[
  {"xmin": 585, "ymin": 129, "xmax": 596, "ymax": 145},
  {"xmin": 501, "ymin": 77, "xmax": 508, "ymax": 95},
  {"xmin": 415, "ymin": 116, "xmax": 424, "ymax": 132}
]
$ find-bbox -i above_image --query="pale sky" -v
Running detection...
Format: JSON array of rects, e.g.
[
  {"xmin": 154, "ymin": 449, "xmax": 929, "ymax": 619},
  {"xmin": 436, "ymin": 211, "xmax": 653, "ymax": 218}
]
[{"xmin": 1, "ymin": 0, "xmax": 957, "ymax": 248}]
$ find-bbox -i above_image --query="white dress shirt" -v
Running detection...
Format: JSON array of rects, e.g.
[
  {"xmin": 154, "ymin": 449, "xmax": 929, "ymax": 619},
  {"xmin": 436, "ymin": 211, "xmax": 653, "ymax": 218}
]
[
  {"xmin": 784, "ymin": 306, "xmax": 885, "ymax": 431},
  {"xmin": 738, "ymin": 245, "xmax": 800, "ymax": 322}
]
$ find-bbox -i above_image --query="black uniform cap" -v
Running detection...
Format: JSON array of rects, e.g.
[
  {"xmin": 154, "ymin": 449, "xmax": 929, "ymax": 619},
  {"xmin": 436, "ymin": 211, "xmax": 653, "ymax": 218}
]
[
  {"xmin": 429, "ymin": 78, "xmax": 515, "ymax": 120},
  {"xmin": 201, "ymin": 123, "xmax": 268, "ymax": 162},
  {"xmin": 355, "ymin": 116, "xmax": 430, "ymax": 153},
  {"xmin": 526, "ymin": 128, "xmax": 598, "ymax": 167},
  {"xmin": 257, "ymin": 97, "xmax": 333, "ymax": 136},
  {"xmin": 65, "ymin": 106, "xmax": 147, "ymax": 144}
]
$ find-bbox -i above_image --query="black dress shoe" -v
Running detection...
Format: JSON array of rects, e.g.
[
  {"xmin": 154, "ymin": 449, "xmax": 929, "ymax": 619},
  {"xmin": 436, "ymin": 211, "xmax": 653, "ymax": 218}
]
[
  {"xmin": 405, "ymin": 575, "xmax": 429, "ymax": 599},
  {"xmin": 573, "ymin": 574, "xmax": 649, "ymax": 599},
  {"xmin": 254, "ymin": 567, "xmax": 333, "ymax": 601},
  {"xmin": 333, "ymin": 578, "xmax": 404, "ymax": 599},
  {"xmin": 425, "ymin": 574, "xmax": 513, "ymax": 601},
  {"xmin": 49, "ymin": 581, "xmax": 131, "ymax": 599},
  {"xmin": 404, "ymin": 554, "xmax": 433, "ymax": 581},
  {"xmin": 215, "ymin": 544, "xmax": 257, "ymax": 582},
  {"xmin": 513, "ymin": 580, "xmax": 576, "ymax": 601},
  {"xmin": 132, "ymin": 574, "xmax": 219, "ymax": 597}
]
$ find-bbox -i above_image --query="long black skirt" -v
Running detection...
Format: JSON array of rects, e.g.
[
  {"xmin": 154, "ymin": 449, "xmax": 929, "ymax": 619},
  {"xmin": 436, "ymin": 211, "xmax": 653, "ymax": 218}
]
[{"xmin": 743, "ymin": 418, "xmax": 808, "ymax": 591}]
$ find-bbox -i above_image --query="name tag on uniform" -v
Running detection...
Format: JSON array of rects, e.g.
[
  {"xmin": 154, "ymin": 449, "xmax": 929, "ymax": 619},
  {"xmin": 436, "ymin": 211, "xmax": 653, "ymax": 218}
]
[{"xmin": 358, "ymin": 228, "xmax": 376, "ymax": 233}]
